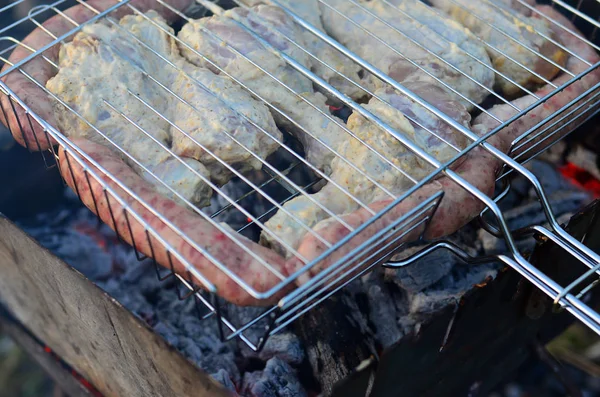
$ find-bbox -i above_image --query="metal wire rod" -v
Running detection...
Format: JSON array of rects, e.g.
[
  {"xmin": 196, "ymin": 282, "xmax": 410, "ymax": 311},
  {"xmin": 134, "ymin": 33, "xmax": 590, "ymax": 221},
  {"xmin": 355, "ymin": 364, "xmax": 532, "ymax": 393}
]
[
  {"xmin": 315, "ymin": 0, "xmax": 504, "ymax": 117},
  {"xmin": 26, "ymin": 5, "xmax": 346, "ymax": 265},
  {"xmin": 77, "ymin": 0, "xmax": 397, "ymax": 207},
  {"xmin": 512, "ymin": 0, "xmax": 600, "ymax": 53},
  {"xmin": 338, "ymin": 0, "xmax": 506, "ymax": 114}
]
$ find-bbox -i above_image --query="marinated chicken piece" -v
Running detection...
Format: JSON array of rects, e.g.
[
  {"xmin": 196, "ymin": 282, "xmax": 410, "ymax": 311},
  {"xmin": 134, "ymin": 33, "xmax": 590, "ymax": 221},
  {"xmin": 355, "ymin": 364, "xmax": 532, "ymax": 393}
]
[
  {"xmin": 178, "ymin": 5, "xmax": 351, "ymax": 174},
  {"xmin": 240, "ymin": 0, "xmax": 365, "ymax": 100},
  {"xmin": 319, "ymin": 0, "xmax": 495, "ymax": 110},
  {"xmin": 261, "ymin": 82, "xmax": 471, "ymax": 257},
  {"xmin": 429, "ymin": 0, "xmax": 567, "ymax": 95},
  {"xmin": 46, "ymin": 12, "xmax": 213, "ymax": 207},
  {"xmin": 491, "ymin": 0, "xmax": 537, "ymax": 16},
  {"xmin": 142, "ymin": 157, "xmax": 213, "ymax": 205},
  {"xmin": 384, "ymin": 0, "xmax": 494, "ymax": 79},
  {"xmin": 171, "ymin": 62, "xmax": 282, "ymax": 186}
]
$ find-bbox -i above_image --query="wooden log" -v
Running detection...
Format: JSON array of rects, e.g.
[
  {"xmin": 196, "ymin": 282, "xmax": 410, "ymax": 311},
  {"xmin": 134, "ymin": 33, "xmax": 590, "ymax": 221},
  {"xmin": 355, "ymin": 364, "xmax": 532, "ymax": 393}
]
[{"xmin": 0, "ymin": 215, "xmax": 231, "ymax": 397}]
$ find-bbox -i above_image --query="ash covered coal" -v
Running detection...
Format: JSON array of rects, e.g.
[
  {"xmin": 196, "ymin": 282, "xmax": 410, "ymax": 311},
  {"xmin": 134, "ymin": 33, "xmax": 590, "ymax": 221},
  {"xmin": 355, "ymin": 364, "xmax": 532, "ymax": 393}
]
[
  {"xmin": 17, "ymin": 187, "xmax": 309, "ymax": 396},
  {"xmin": 241, "ymin": 358, "xmax": 307, "ymax": 397},
  {"xmin": 203, "ymin": 148, "xmax": 318, "ymax": 242},
  {"xmin": 15, "ymin": 159, "xmax": 590, "ymax": 395}
]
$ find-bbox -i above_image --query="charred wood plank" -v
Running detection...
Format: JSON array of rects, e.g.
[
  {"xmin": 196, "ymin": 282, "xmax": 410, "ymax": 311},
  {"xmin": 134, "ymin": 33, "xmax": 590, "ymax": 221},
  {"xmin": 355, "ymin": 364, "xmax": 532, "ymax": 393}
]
[
  {"xmin": 0, "ymin": 215, "xmax": 231, "ymax": 397},
  {"xmin": 293, "ymin": 294, "xmax": 378, "ymax": 397}
]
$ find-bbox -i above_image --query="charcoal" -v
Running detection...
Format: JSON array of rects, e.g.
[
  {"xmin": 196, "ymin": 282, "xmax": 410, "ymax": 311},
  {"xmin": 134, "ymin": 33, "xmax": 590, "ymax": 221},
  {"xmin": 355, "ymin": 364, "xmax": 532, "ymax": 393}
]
[
  {"xmin": 178, "ymin": 336, "xmax": 241, "ymax": 384},
  {"xmin": 203, "ymin": 175, "xmax": 273, "ymax": 241},
  {"xmin": 385, "ymin": 246, "xmax": 457, "ymax": 293},
  {"xmin": 480, "ymin": 159, "xmax": 591, "ymax": 256},
  {"xmin": 56, "ymin": 234, "xmax": 113, "ymax": 279},
  {"xmin": 178, "ymin": 316, "xmax": 210, "ymax": 339},
  {"xmin": 254, "ymin": 333, "xmax": 305, "ymax": 366},
  {"xmin": 228, "ymin": 304, "xmax": 305, "ymax": 365},
  {"xmin": 120, "ymin": 260, "xmax": 154, "ymax": 284},
  {"xmin": 504, "ymin": 192, "xmax": 590, "ymax": 231},
  {"xmin": 528, "ymin": 161, "xmax": 577, "ymax": 196},
  {"xmin": 241, "ymin": 358, "xmax": 307, "ymax": 397},
  {"xmin": 153, "ymin": 321, "xmax": 181, "ymax": 347},
  {"xmin": 225, "ymin": 305, "xmax": 271, "ymax": 344},
  {"xmin": 211, "ymin": 369, "xmax": 238, "ymax": 394},
  {"xmin": 354, "ymin": 271, "xmax": 406, "ymax": 348},
  {"xmin": 25, "ymin": 220, "xmax": 114, "ymax": 280},
  {"xmin": 408, "ymin": 263, "xmax": 498, "ymax": 320},
  {"xmin": 385, "ymin": 225, "xmax": 480, "ymax": 293},
  {"xmin": 110, "ymin": 290, "xmax": 155, "ymax": 318}
]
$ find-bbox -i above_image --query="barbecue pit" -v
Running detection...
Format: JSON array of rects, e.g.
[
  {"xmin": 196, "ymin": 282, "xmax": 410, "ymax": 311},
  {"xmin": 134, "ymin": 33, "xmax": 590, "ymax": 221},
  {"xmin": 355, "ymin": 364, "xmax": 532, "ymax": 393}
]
[{"xmin": 1, "ymin": 0, "xmax": 600, "ymax": 395}]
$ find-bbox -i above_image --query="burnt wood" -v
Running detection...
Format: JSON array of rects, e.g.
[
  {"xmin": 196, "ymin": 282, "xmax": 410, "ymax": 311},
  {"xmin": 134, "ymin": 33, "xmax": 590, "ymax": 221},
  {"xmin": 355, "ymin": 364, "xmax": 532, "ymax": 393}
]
[
  {"xmin": 294, "ymin": 294, "xmax": 378, "ymax": 396},
  {"xmin": 0, "ymin": 215, "xmax": 231, "ymax": 397},
  {"xmin": 333, "ymin": 200, "xmax": 600, "ymax": 397}
]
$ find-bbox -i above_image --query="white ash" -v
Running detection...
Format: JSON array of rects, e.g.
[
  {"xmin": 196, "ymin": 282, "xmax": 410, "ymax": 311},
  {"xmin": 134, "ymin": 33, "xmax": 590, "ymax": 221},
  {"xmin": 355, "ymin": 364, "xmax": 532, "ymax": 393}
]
[
  {"xmin": 222, "ymin": 303, "xmax": 305, "ymax": 365},
  {"xmin": 17, "ymin": 190, "xmax": 308, "ymax": 396},
  {"xmin": 406, "ymin": 263, "xmax": 498, "ymax": 319},
  {"xmin": 356, "ymin": 276, "xmax": 407, "ymax": 348},
  {"xmin": 251, "ymin": 333, "xmax": 305, "ymax": 366},
  {"xmin": 346, "ymin": 260, "xmax": 499, "ymax": 348},
  {"xmin": 567, "ymin": 144, "xmax": 600, "ymax": 180},
  {"xmin": 241, "ymin": 358, "xmax": 307, "ymax": 397},
  {"xmin": 212, "ymin": 369, "xmax": 238, "ymax": 393}
]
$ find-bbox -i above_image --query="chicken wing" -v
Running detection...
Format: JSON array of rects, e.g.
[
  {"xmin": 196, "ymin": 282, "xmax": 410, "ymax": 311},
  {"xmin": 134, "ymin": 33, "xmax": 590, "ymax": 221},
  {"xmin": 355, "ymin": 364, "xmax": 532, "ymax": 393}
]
[
  {"xmin": 171, "ymin": 62, "xmax": 282, "ymax": 186},
  {"xmin": 240, "ymin": 0, "xmax": 365, "ymax": 100},
  {"xmin": 178, "ymin": 4, "xmax": 351, "ymax": 174},
  {"xmin": 47, "ymin": 12, "xmax": 213, "ymax": 206},
  {"xmin": 429, "ymin": 0, "xmax": 567, "ymax": 95},
  {"xmin": 318, "ymin": 0, "xmax": 495, "ymax": 110},
  {"xmin": 261, "ymin": 81, "xmax": 471, "ymax": 257}
]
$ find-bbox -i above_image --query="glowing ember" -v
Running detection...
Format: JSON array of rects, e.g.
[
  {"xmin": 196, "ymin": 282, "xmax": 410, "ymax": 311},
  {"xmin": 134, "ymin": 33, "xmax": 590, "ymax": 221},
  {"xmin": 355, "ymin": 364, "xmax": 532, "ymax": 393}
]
[{"xmin": 558, "ymin": 162, "xmax": 600, "ymax": 198}]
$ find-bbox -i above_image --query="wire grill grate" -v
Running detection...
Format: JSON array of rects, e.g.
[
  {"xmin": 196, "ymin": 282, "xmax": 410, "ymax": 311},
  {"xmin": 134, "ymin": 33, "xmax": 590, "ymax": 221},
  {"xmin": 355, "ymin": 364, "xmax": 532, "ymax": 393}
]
[{"xmin": 0, "ymin": 0, "xmax": 600, "ymax": 348}]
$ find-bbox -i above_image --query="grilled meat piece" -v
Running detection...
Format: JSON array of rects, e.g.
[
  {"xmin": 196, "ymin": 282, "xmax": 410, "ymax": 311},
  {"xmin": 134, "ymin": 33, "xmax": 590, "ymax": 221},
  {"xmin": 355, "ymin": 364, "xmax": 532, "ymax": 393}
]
[
  {"xmin": 59, "ymin": 137, "xmax": 290, "ymax": 306},
  {"xmin": 4, "ymin": 0, "xmax": 597, "ymax": 306},
  {"xmin": 178, "ymin": 4, "xmax": 351, "ymax": 174},
  {"xmin": 171, "ymin": 62, "xmax": 282, "ymax": 186},
  {"xmin": 46, "ymin": 11, "xmax": 282, "ymax": 205},
  {"xmin": 287, "ymin": 5, "xmax": 599, "ymax": 284},
  {"xmin": 46, "ymin": 11, "xmax": 214, "ymax": 207},
  {"xmin": 241, "ymin": 0, "xmax": 366, "ymax": 100},
  {"xmin": 319, "ymin": 0, "xmax": 495, "ymax": 110},
  {"xmin": 429, "ymin": 0, "xmax": 568, "ymax": 95}
]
